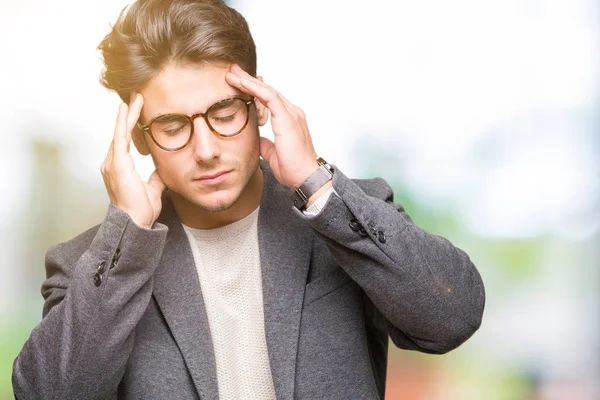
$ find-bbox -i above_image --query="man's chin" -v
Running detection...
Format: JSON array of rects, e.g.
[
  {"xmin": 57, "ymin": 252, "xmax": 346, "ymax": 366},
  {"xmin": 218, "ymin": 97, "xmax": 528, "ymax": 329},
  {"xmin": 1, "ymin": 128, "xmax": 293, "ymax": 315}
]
[
  {"xmin": 195, "ymin": 199, "xmax": 236, "ymax": 213},
  {"xmin": 188, "ymin": 190, "xmax": 242, "ymax": 213}
]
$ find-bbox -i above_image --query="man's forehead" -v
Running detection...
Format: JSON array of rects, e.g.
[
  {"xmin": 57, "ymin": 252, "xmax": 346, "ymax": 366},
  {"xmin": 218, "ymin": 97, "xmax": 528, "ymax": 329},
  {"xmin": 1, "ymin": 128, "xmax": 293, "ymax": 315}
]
[{"xmin": 140, "ymin": 62, "xmax": 243, "ymax": 120}]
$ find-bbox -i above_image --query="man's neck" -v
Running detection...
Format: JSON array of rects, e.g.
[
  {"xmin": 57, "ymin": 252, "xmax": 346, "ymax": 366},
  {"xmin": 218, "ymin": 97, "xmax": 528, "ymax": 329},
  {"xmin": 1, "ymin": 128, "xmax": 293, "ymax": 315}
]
[{"xmin": 171, "ymin": 165, "xmax": 264, "ymax": 230}]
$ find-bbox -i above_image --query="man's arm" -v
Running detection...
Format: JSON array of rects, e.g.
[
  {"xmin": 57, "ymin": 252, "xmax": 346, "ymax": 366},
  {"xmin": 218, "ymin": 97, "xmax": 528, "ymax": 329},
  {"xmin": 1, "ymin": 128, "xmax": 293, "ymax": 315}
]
[
  {"xmin": 14, "ymin": 92, "xmax": 170, "ymax": 399},
  {"xmin": 225, "ymin": 64, "xmax": 484, "ymax": 353},
  {"xmin": 12, "ymin": 206, "xmax": 168, "ymax": 400},
  {"xmin": 300, "ymin": 168, "xmax": 485, "ymax": 354}
]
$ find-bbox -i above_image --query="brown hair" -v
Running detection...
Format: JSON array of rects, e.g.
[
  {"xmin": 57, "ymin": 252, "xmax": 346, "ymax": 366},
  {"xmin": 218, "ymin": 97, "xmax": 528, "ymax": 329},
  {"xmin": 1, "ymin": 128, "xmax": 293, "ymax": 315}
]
[{"xmin": 98, "ymin": 0, "xmax": 256, "ymax": 103}]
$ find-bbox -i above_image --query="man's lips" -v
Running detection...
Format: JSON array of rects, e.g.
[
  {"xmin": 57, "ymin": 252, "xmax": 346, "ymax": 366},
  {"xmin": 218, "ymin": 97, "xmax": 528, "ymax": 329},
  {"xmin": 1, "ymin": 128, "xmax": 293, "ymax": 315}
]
[{"xmin": 194, "ymin": 170, "xmax": 231, "ymax": 185}]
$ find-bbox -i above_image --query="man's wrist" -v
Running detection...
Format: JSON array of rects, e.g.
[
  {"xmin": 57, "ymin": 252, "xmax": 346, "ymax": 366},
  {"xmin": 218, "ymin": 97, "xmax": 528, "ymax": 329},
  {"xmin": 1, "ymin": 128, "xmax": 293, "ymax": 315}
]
[
  {"xmin": 293, "ymin": 160, "xmax": 321, "ymax": 189},
  {"xmin": 305, "ymin": 181, "xmax": 333, "ymax": 209},
  {"xmin": 291, "ymin": 157, "xmax": 334, "ymax": 210}
]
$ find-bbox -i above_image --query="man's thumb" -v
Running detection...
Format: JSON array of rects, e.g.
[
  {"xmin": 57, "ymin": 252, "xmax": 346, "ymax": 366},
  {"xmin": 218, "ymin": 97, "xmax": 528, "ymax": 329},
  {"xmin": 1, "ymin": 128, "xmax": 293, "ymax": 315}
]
[
  {"xmin": 148, "ymin": 170, "xmax": 167, "ymax": 193},
  {"xmin": 259, "ymin": 136, "xmax": 275, "ymax": 162}
]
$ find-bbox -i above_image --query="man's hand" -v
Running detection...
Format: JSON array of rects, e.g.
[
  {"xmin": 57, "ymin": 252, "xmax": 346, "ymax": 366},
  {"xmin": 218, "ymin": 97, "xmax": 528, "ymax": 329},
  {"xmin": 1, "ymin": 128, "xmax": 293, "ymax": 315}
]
[
  {"xmin": 225, "ymin": 64, "xmax": 320, "ymax": 189},
  {"xmin": 100, "ymin": 93, "xmax": 166, "ymax": 229}
]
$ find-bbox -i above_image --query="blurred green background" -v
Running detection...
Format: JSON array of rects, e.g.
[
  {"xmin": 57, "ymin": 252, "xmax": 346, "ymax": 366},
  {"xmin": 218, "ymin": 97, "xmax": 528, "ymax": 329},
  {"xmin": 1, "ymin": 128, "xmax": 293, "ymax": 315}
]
[{"xmin": 1, "ymin": 0, "xmax": 598, "ymax": 399}]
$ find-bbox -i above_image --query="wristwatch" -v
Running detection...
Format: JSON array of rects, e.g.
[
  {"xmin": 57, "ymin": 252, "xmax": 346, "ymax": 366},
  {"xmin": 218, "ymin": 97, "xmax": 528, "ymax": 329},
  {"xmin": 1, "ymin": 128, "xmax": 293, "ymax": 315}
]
[{"xmin": 291, "ymin": 157, "xmax": 334, "ymax": 210}]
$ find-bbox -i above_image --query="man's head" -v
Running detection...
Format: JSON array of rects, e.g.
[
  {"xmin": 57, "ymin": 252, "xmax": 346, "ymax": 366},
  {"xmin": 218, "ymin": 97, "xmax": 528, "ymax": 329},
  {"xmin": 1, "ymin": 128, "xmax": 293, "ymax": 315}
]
[
  {"xmin": 98, "ymin": 0, "xmax": 257, "ymax": 103},
  {"xmin": 98, "ymin": 0, "xmax": 268, "ymax": 228}
]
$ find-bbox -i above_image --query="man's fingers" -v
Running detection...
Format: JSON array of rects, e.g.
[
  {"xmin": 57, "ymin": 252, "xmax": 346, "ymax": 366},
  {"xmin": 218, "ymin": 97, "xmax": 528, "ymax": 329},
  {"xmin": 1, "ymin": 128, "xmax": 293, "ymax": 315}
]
[
  {"xmin": 228, "ymin": 65, "xmax": 306, "ymax": 123},
  {"xmin": 104, "ymin": 139, "xmax": 115, "ymax": 167},
  {"xmin": 148, "ymin": 170, "xmax": 167, "ymax": 194},
  {"xmin": 225, "ymin": 71, "xmax": 243, "ymax": 88},
  {"xmin": 225, "ymin": 71, "xmax": 259, "ymax": 103},
  {"xmin": 231, "ymin": 65, "xmax": 279, "ymax": 101},
  {"xmin": 277, "ymin": 92, "xmax": 296, "ymax": 110},
  {"xmin": 242, "ymin": 79, "xmax": 291, "ymax": 119},
  {"xmin": 259, "ymin": 136, "xmax": 276, "ymax": 162},
  {"xmin": 113, "ymin": 103, "xmax": 129, "ymax": 152},
  {"xmin": 126, "ymin": 93, "xmax": 144, "ymax": 138},
  {"xmin": 277, "ymin": 92, "xmax": 305, "ymax": 117},
  {"xmin": 230, "ymin": 63, "xmax": 261, "ymax": 83},
  {"xmin": 227, "ymin": 65, "xmax": 288, "ymax": 118}
]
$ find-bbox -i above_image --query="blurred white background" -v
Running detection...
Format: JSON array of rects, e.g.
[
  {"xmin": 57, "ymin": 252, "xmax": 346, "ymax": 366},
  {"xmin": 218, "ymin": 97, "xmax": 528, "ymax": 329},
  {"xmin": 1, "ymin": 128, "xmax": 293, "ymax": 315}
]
[{"xmin": 1, "ymin": 0, "xmax": 598, "ymax": 398}]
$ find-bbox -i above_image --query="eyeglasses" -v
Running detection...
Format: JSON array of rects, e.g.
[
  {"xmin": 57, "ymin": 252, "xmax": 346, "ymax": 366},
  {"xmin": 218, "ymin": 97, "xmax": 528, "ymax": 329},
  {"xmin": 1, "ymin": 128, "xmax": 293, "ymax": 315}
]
[{"xmin": 137, "ymin": 96, "xmax": 254, "ymax": 151}]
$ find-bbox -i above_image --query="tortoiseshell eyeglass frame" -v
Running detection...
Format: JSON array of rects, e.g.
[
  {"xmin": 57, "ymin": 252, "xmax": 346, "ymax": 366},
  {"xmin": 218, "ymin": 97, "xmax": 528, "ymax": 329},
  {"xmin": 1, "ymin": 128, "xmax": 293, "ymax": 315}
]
[{"xmin": 137, "ymin": 96, "xmax": 255, "ymax": 152}]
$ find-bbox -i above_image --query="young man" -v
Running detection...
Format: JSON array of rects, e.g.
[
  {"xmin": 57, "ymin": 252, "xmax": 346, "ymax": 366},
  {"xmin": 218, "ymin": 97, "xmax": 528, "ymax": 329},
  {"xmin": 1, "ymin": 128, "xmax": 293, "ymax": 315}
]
[{"xmin": 13, "ymin": 0, "xmax": 485, "ymax": 398}]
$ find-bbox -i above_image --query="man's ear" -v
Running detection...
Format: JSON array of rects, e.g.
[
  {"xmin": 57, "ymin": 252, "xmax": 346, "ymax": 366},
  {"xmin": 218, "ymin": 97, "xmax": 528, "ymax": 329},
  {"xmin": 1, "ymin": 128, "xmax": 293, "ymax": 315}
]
[
  {"xmin": 132, "ymin": 125, "xmax": 151, "ymax": 155},
  {"xmin": 255, "ymin": 75, "xmax": 269, "ymax": 126}
]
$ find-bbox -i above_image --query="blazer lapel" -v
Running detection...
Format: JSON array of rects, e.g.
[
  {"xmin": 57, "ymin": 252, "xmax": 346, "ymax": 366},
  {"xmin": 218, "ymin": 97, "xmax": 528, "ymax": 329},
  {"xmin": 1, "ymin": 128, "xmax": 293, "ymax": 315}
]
[
  {"xmin": 259, "ymin": 163, "xmax": 313, "ymax": 399},
  {"xmin": 152, "ymin": 197, "xmax": 219, "ymax": 399}
]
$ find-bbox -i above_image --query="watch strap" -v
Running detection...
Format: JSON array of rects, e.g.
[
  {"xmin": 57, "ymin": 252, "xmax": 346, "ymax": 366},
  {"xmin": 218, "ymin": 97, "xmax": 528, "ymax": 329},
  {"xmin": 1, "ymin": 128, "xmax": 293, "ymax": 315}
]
[{"xmin": 291, "ymin": 158, "xmax": 333, "ymax": 210}]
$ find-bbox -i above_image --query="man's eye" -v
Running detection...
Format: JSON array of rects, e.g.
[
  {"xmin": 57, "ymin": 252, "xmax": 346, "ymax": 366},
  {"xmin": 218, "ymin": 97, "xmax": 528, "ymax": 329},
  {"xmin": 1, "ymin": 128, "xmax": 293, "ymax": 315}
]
[
  {"xmin": 212, "ymin": 114, "xmax": 235, "ymax": 123},
  {"xmin": 164, "ymin": 125, "xmax": 186, "ymax": 135}
]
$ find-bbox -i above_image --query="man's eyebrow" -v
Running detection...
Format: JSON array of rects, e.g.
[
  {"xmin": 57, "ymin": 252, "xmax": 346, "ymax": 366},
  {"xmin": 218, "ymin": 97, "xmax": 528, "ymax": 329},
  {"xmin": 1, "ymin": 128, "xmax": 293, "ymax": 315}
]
[
  {"xmin": 146, "ymin": 94, "xmax": 245, "ymax": 121},
  {"xmin": 209, "ymin": 96, "xmax": 241, "ymax": 110},
  {"xmin": 214, "ymin": 93, "xmax": 248, "ymax": 103}
]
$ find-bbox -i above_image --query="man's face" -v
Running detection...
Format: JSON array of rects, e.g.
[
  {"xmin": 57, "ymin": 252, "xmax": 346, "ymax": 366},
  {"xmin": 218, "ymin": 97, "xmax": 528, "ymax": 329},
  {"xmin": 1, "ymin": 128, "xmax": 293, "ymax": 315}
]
[{"xmin": 134, "ymin": 63, "xmax": 266, "ymax": 224}]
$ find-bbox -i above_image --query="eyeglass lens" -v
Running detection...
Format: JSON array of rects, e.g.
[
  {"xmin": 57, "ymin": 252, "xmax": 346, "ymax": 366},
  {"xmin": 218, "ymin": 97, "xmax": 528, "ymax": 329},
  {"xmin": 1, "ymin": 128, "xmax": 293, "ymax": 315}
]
[{"xmin": 150, "ymin": 98, "xmax": 249, "ymax": 150}]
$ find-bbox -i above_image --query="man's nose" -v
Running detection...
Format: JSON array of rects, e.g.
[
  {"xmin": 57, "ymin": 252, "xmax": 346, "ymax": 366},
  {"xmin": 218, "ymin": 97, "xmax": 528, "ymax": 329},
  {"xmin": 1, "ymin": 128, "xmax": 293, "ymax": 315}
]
[{"xmin": 190, "ymin": 117, "xmax": 221, "ymax": 162}]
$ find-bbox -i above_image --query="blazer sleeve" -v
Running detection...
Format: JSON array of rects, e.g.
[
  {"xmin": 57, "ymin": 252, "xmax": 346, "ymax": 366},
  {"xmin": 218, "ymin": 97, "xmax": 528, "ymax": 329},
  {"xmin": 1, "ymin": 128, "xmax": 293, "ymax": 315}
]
[
  {"xmin": 12, "ymin": 205, "xmax": 168, "ymax": 400},
  {"xmin": 298, "ymin": 167, "xmax": 485, "ymax": 354}
]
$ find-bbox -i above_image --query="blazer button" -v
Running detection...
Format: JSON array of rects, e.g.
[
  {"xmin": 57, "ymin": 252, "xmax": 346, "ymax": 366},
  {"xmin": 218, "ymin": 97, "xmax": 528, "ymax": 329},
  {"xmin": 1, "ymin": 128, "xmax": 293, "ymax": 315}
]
[
  {"xmin": 377, "ymin": 230, "xmax": 386, "ymax": 243},
  {"xmin": 97, "ymin": 261, "xmax": 106, "ymax": 275},
  {"xmin": 94, "ymin": 272, "xmax": 102, "ymax": 287},
  {"xmin": 348, "ymin": 219, "xmax": 362, "ymax": 232},
  {"xmin": 358, "ymin": 227, "xmax": 369, "ymax": 237},
  {"xmin": 111, "ymin": 248, "xmax": 121, "ymax": 269}
]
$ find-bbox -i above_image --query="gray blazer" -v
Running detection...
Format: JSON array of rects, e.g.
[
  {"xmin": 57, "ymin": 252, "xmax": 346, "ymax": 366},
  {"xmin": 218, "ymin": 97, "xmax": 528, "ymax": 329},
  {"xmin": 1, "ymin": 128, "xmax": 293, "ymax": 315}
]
[{"xmin": 13, "ymin": 163, "xmax": 485, "ymax": 399}]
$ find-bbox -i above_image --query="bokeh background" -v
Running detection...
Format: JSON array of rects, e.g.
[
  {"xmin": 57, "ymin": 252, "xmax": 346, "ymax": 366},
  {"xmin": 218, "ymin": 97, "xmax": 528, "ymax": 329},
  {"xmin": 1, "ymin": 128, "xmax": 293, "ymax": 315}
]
[{"xmin": 1, "ymin": 0, "xmax": 598, "ymax": 398}]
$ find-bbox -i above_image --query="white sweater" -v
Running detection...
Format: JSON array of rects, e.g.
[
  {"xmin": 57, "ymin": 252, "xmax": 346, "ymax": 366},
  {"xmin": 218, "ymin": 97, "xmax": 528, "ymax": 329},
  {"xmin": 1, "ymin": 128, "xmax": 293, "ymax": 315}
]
[
  {"xmin": 181, "ymin": 188, "xmax": 334, "ymax": 398},
  {"xmin": 183, "ymin": 207, "xmax": 276, "ymax": 400}
]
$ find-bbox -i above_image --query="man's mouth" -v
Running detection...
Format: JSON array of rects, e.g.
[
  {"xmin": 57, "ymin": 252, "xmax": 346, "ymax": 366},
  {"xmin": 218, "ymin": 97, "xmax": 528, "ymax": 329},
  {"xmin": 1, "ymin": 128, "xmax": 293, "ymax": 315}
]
[{"xmin": 195, "ymin": 170, "xmax": 231, "ymax": 185}]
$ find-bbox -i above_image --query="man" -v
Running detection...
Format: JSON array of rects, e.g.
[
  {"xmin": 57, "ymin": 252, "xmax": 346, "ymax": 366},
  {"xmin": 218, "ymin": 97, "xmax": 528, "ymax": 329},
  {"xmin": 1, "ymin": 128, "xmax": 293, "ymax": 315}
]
[{"xmin": 13, "ymin": 0, "xmax": 485, "ymax": 398}]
